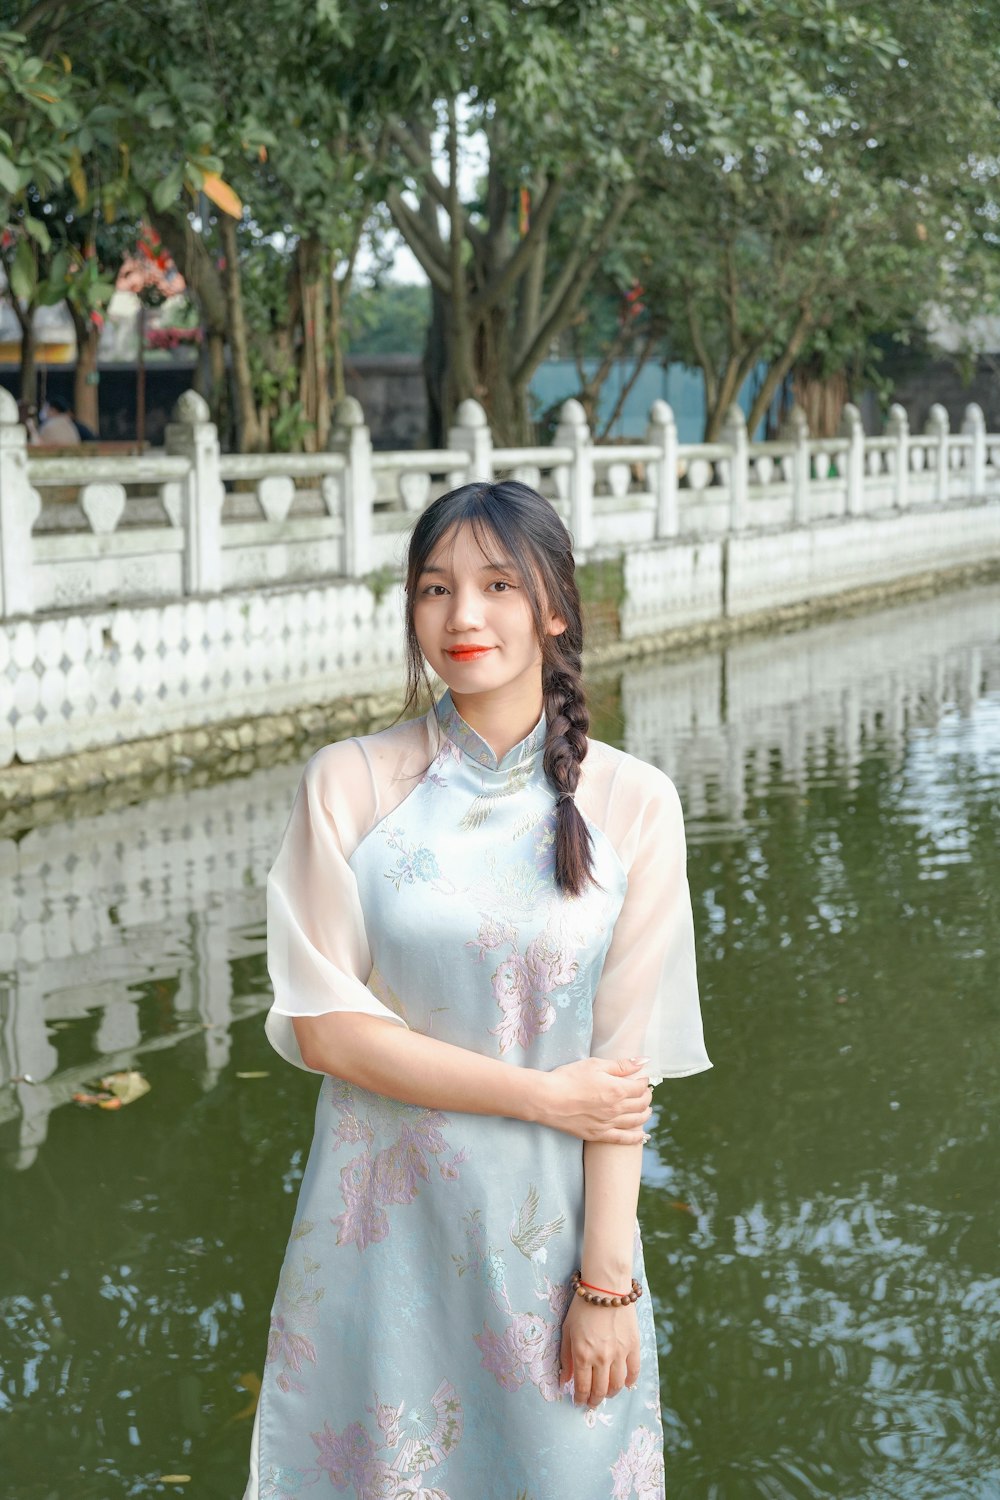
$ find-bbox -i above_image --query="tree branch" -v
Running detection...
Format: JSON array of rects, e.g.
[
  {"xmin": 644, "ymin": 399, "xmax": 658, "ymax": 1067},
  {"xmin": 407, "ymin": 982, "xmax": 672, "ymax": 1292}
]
[
  {"xmin": 384, "ymin": 185, "xmax": 452, "ymax": 294},
  {"xmin": 746, "ymin": 303, "xmax": 815, "ymax": 434},
  {"xmin": 470, "ymin": 175, "xmax": 565, "ymax": 317},
  {"xmin": 598, "ymin": 327, "xmax": 657, "ymax": 441},
  {"xmin": 514, "ymin": 179, "xmax": 639, "ymax": 386},
  {"xmin": 387, "ymin": 116, "xmax": 487, "ymax": 258},
  {"xmin": 685, "ymin": 297, "xmax": 717, "ymax": 408}
]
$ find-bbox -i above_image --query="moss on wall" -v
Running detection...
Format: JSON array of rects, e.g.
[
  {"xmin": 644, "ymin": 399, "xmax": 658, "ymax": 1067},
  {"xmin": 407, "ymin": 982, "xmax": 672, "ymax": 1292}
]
[{"xmin": 576, "ymin": 553, "xmax": 625, "ymax": 648}]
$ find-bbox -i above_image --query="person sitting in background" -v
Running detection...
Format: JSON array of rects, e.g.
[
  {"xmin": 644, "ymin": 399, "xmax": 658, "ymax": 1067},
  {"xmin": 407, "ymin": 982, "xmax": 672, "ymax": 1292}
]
[{"xmin": 38, "ymin": 397, "xmax": 82, "ymax": 446}]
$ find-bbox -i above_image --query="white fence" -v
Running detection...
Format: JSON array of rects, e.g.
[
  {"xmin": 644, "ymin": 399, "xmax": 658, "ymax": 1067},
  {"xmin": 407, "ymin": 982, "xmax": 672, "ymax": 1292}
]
[{"xmin": 1, "ymin": 387, "xmax": 998, "ymax": 620}]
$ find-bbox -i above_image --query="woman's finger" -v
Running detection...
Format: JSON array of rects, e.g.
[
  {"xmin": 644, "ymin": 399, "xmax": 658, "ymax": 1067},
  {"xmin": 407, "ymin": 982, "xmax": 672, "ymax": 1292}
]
[
  {"xmin": 607, "ymin": 1356, "xmax": 629, "ymax": 1398},
  {"xmin": 559, "ymin": 1325, "xmax": 573, "ymax": 1392},
  {"xmin": 573, "ymin": 1359, "xmax": 593, "ymax": 1406},
  {"xmin": 625, "ymin": 1347, "xmax": 641, "ymax": 1390},
  {"xmin": 587, "ymin": 1361, "xmax": 610, "ymax": 1408}
]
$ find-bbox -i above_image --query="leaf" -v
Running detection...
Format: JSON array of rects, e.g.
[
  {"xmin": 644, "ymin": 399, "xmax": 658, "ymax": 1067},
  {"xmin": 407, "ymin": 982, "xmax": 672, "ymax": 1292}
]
[
  {"xmin": 0, "ymin": 151, "xmax": 19, "ymax": 195},
  {"xmin": 157, "ymin": 1478, "xmax": 192, "ymax": 1485},
  {"xmin": 23, "ymin": 214, "xmax": 51, "ymax": 252},
  {"xmin": 99, "ymin": 1069, "xmax": 151, "ymax": 1105},
  {"xmin": 200, "ymin": 171, "xmax": 244, "ymax": 219},
  {"xmin": 152, "ymin": 164, "xmax": 184, "ymax": 212},
  {"xmin": 69, "ymin": 150, "xmax": 87, "ymax": 210},
  {"xmin": 235, "ymin": 1070, "xmax": 270, "ymax": 1079},
  {"xmin": 9, "ymin": 238, "xmax": 36, "ymax": 301}
]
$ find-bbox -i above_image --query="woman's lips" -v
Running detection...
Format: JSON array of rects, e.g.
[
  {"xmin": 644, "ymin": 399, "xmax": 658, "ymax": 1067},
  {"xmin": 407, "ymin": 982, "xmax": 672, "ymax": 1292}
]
[{"xmin": 445, "ymin": 646, "xmax": 494, "ymax": 661}]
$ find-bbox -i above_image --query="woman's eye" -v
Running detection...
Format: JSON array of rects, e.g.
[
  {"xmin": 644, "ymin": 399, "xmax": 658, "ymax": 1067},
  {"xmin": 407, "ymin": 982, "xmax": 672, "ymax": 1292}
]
[
  {"xmin": 421, "ymin": 584, "xmax": 448, "ymax": 596},
  {"xmin": 489, "ymin": 580, "xmax": 515, "ymax": 592}
]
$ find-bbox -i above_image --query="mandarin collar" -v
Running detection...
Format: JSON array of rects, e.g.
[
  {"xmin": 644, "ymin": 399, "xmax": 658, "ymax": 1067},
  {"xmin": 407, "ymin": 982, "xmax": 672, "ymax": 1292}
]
[{"xmin": 433, "ymin": 689, "xmax": 547, "ymax": 772}]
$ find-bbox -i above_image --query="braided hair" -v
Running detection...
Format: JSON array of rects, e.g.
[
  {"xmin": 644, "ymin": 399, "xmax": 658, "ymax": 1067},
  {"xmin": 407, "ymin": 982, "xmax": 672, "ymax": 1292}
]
[{"xmin": 402, "ymin": 480, "xmax": 596, "ymax": 897}]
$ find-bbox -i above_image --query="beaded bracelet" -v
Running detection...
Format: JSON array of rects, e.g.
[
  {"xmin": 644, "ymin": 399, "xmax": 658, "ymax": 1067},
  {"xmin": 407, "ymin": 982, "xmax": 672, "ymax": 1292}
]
[{"xmin": 570, "ymin": 1270, "xmax": 643, "ymax": 1307}]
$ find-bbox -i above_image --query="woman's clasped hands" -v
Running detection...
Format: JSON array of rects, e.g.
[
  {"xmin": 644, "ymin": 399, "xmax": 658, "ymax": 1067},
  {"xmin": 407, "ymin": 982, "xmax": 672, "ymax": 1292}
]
[{"xmin": 538, "ymin": 1055, "xmax": 654, "ymax": 1143}]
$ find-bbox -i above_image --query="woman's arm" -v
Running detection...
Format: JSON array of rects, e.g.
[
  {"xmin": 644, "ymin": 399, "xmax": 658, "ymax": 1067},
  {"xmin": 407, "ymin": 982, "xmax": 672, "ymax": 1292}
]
[
  {"xmin": 559, "ymin": 1141, "xmax": 645, "ymax": 1406},
  {"xmin": 293, "ymin": 1012, "xmax": 654, "ymax": 1143}
]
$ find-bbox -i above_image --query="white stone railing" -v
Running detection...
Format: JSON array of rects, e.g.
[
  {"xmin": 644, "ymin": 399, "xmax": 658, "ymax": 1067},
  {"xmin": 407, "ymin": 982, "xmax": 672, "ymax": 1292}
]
[{"xmin": 0, "ymin": 386, "xmax": 997, "ymax": 620}]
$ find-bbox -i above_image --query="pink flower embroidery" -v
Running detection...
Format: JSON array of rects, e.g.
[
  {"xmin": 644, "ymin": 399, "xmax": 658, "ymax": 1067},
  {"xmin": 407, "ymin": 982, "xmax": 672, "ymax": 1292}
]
[
  {"xmin": 473, "ymin": 1309, "xmax": 562, "ymax": 1402},
  {"xmin": 335, "ymin": 1153, "xmax": 390, "ymax": 1252},
  {"xmin": 267, "ymin": 1227, "xmax": 324, "ymax": 1395},
  {"xmin": 312, "ymin": 1419, "xmax": 395, "ymax": 1496},
  {"xmin": 330, "ymin": 1094, "xmax": 462, "ymax": 1253},
  {"xmin": 474, "ymin": 1320, "xmax": 523, "ymax": 1392},
  {"xmin": 611, "ymin": 1426, "xmax": 665, "ymax": 1500},
  {"xmin": 266, "ymin": 1316, "xmax": 317, "ymax": 1394},
  {"xmin": 466, "ymin": 916, "xmax": 516, "ymax": 962},
  {"xmin": 312, "ymin": 1380, "xmax": 462, "ymax": 1499},
  {"xmin": 489, "ymin": 931, "xmax": 577, "ymax": 1053}
]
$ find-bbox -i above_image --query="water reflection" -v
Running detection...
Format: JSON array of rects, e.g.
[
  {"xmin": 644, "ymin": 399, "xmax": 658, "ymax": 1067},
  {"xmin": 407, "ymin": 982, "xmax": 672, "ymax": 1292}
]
[{"xmin": 1, "ymin": 583, "xmax": 999, "ymax": 1498}]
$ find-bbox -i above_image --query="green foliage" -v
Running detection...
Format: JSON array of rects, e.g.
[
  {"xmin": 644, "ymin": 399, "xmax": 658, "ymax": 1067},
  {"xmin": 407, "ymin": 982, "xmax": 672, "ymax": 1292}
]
[
  {"xmin": 343, "ymin": 282, "xmax": 430, "ymax": 356},
  {"xmin": 2, "ymin": 0, "xmax": 999, "ymax": 446}
]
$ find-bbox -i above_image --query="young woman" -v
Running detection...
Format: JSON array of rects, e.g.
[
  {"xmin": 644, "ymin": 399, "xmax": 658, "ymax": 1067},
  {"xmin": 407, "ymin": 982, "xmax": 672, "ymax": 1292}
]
[{"xmin": 244, "ymin": 481, "xmax": 711, "ymax": 1500}]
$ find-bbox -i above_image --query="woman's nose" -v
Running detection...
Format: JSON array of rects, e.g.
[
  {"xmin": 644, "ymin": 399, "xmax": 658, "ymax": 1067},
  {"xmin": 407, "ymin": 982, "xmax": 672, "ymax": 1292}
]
[{"xmin": 446, "ymin": 587, "xmax": 484, "ymax": 631}]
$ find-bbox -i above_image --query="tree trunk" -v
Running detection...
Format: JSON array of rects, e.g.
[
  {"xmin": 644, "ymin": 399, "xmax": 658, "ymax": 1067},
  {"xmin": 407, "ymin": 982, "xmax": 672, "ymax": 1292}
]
[
  {"xmin": 297, "ymin": 237, "xmax": 330, "ymax": 452},
  {"xmin": 17, "ymin": 311, "xmax": 37, "ymax": 407},
  {"xmin": 791, "ymin": 364, "xmax": 848, "ymax": 439},
  {"xmin": 330, "ymin": 273, "xmax": 345, "ymax": 406},
  {"xmin": 218, "ymin": 212, "xmax": 260, "ymax": 453},
  {"xmin": 69, "ymin": 303, "xmax": 100, "ymax": 433},
  {"xmin": 148, "ymin": 204, "xmax": 230, "ymax": 425}
]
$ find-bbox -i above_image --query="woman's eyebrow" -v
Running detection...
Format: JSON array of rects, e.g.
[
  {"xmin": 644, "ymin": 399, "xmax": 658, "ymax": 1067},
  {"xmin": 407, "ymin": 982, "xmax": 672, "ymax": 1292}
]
[{"xmin": 419, "ymin": 560, "xmax": 515, "ymax": 575}]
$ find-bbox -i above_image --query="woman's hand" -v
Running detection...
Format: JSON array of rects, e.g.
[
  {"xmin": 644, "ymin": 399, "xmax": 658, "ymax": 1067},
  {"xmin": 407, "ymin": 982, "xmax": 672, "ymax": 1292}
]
[
  {"xmin": 559, "ymin": 1297, "xmax": 640, "ymax": 1406},
  {"xmin": 536, "ymin": 1056, "xmax": 653, "ymax": 1142}
]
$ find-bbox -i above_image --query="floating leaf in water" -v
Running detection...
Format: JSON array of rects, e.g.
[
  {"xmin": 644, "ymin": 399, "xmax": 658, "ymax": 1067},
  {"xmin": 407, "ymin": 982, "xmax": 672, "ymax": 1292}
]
[
  {"xmin": 100, "ymin": 1070, "xmax": 151, "ymax": 1105},
  {"xmin": 236, "ymin": 1070, "xmax": 270, "ymax": 1079},
  {"xmin": 157, "ymin": 1478, "xmax": 192, "ymax": 1485},
  {"xmin": 669, "ymin": 1201, "xmax": 695, "ymax": 1215},
  {"xmin": 229, "ymin": 1371, "xmax": 261, "ymax": 1424}
]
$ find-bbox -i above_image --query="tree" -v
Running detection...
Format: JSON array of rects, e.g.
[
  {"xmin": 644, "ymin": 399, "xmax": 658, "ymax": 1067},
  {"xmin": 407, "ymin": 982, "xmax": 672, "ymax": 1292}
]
[
  {"xmin": 632, "ymin": 0, "xmax": 1000, "ymax": 438},
  {"xmin": 357, "ymin": 0, "xmax": 903, "ymax": 442},
  {"xmin": 0, "ymin": 25, "xmax": 80, "ymax": 401}
]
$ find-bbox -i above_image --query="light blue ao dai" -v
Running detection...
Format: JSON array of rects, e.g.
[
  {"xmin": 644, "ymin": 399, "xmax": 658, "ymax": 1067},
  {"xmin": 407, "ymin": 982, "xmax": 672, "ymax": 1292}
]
[{"xmin": 244, "ymin": 692, "xmax": 711, "ymax": 1500}]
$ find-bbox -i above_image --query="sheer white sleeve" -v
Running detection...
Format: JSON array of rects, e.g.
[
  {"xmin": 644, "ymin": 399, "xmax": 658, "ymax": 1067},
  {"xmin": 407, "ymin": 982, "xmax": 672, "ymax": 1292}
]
[
  {"xmin": 583, "ymin": 746, "xmax": 712, "ymax": 1087},
  {"xmin": 264, "ymin": 722, "xmax": 430, "ymax": 1072}
]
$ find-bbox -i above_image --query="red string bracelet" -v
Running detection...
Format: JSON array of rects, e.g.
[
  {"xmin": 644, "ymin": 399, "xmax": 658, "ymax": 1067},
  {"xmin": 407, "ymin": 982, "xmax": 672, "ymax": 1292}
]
[{"xmin": 579, "ymin": 1279, "xmax": 629, "ymax": 1298}]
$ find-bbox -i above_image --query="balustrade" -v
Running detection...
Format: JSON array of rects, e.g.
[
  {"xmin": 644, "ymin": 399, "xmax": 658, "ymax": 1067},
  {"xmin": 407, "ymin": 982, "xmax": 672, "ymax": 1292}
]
[{"xmin": 1, "ymin": 385, "xmax": 997, "ymax": 622}]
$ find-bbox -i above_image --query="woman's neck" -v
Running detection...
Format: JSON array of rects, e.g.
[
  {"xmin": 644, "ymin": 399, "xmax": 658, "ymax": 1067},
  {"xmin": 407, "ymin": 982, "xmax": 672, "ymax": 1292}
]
[{"xmin": 450, "ymin": 677, "xmax": 544, "ymax": 761}]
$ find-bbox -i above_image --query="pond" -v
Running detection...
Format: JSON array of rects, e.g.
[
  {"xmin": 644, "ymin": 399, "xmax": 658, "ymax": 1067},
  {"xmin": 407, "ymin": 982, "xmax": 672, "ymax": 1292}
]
[{"xmin": 2, "ymin": 583, "xmax": 999, "ymax": 1500}]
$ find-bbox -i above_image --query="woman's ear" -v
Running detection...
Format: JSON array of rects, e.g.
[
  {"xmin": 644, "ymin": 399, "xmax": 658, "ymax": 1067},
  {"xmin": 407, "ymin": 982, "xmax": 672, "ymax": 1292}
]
[{"xmin": 546, "ymin": 611, "xmax": 567, "ymax": 637}]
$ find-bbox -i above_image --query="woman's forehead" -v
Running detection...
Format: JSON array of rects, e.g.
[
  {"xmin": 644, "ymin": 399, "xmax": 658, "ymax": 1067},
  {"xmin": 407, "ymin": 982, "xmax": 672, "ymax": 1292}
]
[{"xmin": 422, "ymin": 520, "xmax": 511, "ymax": 573}]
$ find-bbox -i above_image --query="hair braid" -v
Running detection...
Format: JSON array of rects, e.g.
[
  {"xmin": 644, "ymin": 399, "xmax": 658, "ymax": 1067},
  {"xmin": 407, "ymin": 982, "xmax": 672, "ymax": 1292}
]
[{"xmin": 543, "ymin": 637, "xmax": 595, "ymax": 897}]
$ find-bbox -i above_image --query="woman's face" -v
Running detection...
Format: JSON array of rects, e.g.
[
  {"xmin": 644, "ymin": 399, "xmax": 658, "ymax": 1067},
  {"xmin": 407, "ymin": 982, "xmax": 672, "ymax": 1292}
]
[{"xmin": 412, "ymin": 522, "xmax": 565, "ymax": 700}]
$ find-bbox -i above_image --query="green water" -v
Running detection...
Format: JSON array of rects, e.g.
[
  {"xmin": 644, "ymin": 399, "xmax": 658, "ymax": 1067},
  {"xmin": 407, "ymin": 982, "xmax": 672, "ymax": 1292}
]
[{"xmin": 2, "ymin": 584, "xmax": 999, "ymax": 1500}]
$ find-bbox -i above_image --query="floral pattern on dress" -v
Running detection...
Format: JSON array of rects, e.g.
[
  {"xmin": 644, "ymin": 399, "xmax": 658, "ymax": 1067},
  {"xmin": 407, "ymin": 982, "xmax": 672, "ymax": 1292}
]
[
  {"xmin": 610, "ymin": 1426, "xmax": 665, "ymax": 1500},
  {"xmin": 489, "ymin": 931, "xmax": 578, "ymax": 1053},
  {"xmin": 457, "ymin": 1212, "xmax": 573, "ymax": 1406},
  {"xmin": 267, "ymin": 1221, "xmax": 323, "ymax": 1394},
  {"xmin": 383, "ymin": 826, "xmax": 455, "ymax": 893},
  {"xmin": 311, "ymin": 1378, "xmax": 463, "ymax": 1499},
  {"xmin": 329, "ymin": 1081, "xmax": 467, "ymax": 1252}
]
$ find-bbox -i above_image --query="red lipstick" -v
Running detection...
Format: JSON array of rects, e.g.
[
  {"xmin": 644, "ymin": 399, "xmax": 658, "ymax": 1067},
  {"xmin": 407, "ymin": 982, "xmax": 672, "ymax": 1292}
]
[{"xmin": 445, "ymin": 646, "xmax": 494, "ymax": 661}]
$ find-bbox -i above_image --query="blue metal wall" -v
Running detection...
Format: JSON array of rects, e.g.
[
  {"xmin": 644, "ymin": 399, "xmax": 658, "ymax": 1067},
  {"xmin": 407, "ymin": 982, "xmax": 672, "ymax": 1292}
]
[{"xmin": 528, "ymin": 358, "xmax": 782, "ymax": 442}]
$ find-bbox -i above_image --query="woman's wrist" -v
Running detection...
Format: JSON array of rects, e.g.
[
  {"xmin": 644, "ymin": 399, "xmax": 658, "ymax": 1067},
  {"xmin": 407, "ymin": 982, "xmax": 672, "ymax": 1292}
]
[
  {"xmin": 580, "ymin": 1262, "xmax": 634, "ymax": 1290},
  {"xmin": 519, "ymin": 1067, "xmax": 553, "ymax": 1127}
]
